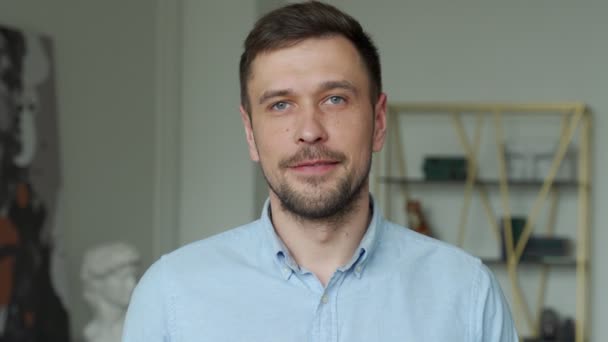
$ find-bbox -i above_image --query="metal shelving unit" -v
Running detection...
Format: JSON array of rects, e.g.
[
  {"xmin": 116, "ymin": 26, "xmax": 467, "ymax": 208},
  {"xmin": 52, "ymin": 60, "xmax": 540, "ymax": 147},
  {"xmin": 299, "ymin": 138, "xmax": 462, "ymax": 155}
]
[{"xmin": 374, "ymin": 102, "xmax": 591, "ymax": 342}]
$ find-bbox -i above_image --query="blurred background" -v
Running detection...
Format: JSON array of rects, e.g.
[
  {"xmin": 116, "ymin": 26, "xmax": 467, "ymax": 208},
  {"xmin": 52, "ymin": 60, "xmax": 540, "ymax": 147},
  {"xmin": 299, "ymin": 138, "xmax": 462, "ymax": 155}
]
[{"xmin": 0, "ymin": 0, "xmax": 606, "ymax": 341}]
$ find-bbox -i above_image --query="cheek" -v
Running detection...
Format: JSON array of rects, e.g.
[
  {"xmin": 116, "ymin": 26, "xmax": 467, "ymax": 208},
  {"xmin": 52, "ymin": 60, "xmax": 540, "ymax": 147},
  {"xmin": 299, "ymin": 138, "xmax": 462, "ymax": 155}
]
[
  {"xmin": 332, "ymin": 117, "xmax": 372, "ymax": 146},
  {"xmin": 254, "ymin": 121, "xmax": 293, "ymax": 152}
]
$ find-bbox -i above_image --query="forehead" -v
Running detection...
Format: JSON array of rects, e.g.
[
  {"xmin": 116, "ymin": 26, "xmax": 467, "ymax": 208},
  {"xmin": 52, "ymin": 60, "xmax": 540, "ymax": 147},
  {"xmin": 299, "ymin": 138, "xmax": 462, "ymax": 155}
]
[{"xmin": 248, "ymin": 36, "xmax": 369, "ymax": 95}]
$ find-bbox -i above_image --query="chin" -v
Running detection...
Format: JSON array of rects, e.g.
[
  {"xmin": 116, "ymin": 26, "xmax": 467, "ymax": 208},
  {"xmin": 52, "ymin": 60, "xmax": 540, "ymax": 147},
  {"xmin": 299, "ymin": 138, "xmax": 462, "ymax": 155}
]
[{"xmin": 279, "ymin": 184, "xmax": 359, "ymax": 219}]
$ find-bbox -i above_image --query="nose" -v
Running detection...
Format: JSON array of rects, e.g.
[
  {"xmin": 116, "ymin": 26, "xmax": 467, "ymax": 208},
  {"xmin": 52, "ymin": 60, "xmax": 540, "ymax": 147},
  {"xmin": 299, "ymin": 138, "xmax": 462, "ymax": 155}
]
[{"xmin": 295, "ymin": 105, "xmax": 328, "ymax": 144}]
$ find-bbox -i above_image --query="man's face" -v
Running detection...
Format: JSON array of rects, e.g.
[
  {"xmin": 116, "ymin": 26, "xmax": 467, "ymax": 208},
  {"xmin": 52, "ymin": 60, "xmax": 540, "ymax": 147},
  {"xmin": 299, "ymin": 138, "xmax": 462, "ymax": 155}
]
[{"xmin": 241, "ymin": 36, "xmax": 387, "ymax": 220}]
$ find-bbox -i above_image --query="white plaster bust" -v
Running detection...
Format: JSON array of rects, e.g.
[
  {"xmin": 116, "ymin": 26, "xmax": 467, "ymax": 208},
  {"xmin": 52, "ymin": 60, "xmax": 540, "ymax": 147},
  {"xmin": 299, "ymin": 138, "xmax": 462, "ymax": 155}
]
[{"xmin": 81, "ymin": 242, "xmax": 140, "ymax": 342}]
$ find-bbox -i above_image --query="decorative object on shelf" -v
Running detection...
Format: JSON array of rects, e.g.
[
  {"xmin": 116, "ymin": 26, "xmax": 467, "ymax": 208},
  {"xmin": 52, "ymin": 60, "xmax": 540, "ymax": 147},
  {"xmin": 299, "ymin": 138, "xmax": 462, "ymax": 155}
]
[
  {"xmin": 540, "ymin": 307, "xmax": 560, "ymax": 340},
  {"xmin": 422, "ymin": 156, "xmax": 467, "ymax": 181},
  {"xmin": 557, "ymin": 318, "xmax": 575, "ymax": 342},
  {"xmin": 500, "ymin": 217, "xmax": 571, "ymax": 262},
  {"xmin": 523, "ymin": 308, "xmax": 575, "ymax": 342},
  {"xmin": 524, "ymin": 237, "xmax": 571, "ymax": 260},
  {"xmin": 534, "ymin": 146, "xmax": 577, "ymax": 182},
  {"xmin": 505, "ymin": 139, "xmax": 577, "ymax": 182},
  {"xmin": 499, "ymin": 216, "xmax": 527, "ymax": 260},
  {"xmin": 81, "ymin": 242, "xmax": 140, "ymax": 342},
  {"xmin": 405, "ymin": 199, "xmax": 433, "ymax": 237},
  {"xmin": 505, "ymin": 141, "xmax": 532, "ymax": 181}
]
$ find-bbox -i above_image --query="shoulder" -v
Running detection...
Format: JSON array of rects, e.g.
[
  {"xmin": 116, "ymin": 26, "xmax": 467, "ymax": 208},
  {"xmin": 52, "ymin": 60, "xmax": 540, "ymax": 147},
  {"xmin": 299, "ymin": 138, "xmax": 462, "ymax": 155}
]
[
  {"xmin": 159, "ymin": 220, "xmax": 266, "ymax": 275},
  {"xmin": 374, "ymin": 220, "xmax": 491, "ymax": 300},
  {"xmin": 377, "ymin": 220, "xmax": 517, "ymax": 340},
  {"xmin": 379, "ymin": 220, "xmax": 483, "ymax": 276},
  {"xmin": 167, "ymin": 220, "xmax": 263, "ymax": 258},
  {"xmin": 125, "ymin": 220, "xmax": 266, "ymax": 327},
  {"xmin": 130, "ymin": 219, "xmax": 265, "ymax": 295}
]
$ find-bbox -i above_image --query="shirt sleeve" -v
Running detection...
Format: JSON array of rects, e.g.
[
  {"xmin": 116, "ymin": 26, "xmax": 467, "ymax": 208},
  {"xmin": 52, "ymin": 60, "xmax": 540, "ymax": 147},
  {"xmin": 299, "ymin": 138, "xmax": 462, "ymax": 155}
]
[
  {"xmin": 122, "ymin": 256, "xmax": 171, "ymax": 342},
  {"xmin": 473, "ymin": 264, "xmax": 519, "ymax": 341}
]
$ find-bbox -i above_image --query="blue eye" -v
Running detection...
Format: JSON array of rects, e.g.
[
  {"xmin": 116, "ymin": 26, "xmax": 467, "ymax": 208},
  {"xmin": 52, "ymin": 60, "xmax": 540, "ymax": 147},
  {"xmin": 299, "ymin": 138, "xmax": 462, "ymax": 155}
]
[
  {"xmin": 271, "ymin": 101, "xmax": 289, "ymax": 111},
  {"xmin": 327, "ymin": 96, "xmax": 345, "ymax": 105}
]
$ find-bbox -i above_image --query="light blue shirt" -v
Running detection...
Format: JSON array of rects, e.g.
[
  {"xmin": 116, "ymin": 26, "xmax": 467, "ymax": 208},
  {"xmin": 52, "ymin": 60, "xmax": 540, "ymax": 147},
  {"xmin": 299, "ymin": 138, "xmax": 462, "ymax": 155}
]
[{"xmin": 123, "ymin": 198, "xmax": 517, "ymax": 341}]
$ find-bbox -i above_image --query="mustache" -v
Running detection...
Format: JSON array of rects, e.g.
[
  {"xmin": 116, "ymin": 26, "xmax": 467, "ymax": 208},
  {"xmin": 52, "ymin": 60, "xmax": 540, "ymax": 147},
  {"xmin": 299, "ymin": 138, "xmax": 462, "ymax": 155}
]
[{"xmin": 279, "ymin": 146, "xmax": 347, "ymax": 169}]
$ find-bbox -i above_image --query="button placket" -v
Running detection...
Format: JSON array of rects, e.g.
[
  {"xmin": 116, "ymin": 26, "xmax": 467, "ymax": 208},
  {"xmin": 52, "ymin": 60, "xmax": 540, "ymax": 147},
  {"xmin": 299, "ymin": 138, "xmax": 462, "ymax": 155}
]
[{"xmin": 316, "ymin": 270, "xmax": 348, "ymax": 342}]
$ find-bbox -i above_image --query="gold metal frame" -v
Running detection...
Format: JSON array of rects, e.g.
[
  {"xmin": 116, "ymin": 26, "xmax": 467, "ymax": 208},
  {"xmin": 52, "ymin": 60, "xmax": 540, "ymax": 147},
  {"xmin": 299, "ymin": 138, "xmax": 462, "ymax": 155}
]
[{"xmin": 376, "ymin": 102, "xmax": 591, "ymax": 342}]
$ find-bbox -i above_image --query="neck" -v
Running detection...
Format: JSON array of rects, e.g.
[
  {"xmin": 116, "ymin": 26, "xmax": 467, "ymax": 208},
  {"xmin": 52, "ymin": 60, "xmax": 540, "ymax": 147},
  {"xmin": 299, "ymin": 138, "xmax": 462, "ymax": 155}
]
[{"xmin": 269, "ymin": 185, "xmax": 371, "ymax": 287}]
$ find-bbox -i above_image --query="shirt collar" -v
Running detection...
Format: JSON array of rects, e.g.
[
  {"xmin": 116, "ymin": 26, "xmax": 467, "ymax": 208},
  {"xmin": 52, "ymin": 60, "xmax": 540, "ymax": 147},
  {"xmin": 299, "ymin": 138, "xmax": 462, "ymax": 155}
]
[
  {"xmin": 260, "ymin": 195, "xmax": 383, "ymax": 280},
  {"xmin": 260, "ymin": 200, "xmax": 297, "ymax": 280}
]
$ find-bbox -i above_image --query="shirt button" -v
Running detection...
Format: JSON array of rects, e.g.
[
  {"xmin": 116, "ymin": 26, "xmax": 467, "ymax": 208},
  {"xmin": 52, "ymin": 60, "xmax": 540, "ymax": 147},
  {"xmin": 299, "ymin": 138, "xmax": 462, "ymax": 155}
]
[
  {"xmin": 283, "ymin": 267, "xmax": 290, "ymax": 273},
  {"xmin": 355, "ymin": 265, "xmax": 363, "ymax": 273},
  {"xmin": 321, "ymin": 295, "xmax": 329, "ymax": 304}
]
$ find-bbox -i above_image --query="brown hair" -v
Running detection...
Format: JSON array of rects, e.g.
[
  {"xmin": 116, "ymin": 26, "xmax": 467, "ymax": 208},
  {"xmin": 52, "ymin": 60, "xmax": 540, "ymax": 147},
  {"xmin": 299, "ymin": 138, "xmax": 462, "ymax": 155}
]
[{"xmin": 239, "ymin": 1, "xmax": 381, "ymax": 114}]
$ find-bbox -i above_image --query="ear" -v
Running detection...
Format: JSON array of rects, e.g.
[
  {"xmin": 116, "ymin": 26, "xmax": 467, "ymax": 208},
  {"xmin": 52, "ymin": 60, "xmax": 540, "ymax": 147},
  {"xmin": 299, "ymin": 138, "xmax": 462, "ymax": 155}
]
[
  {"xmin": 240, "ymin": 105, "xmax": 260, "ymax": 162},
  {"xmin": 372, "ymin": 93, "xmax": 388, "ymax": 152}
]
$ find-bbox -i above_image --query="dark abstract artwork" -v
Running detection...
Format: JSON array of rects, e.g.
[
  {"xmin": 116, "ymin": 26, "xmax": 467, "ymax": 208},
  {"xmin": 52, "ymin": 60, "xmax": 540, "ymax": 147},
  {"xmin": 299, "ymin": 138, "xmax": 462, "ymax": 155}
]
[{"xmin": 0, "ymin": 24, "xmax": 70, "ymax": 341}]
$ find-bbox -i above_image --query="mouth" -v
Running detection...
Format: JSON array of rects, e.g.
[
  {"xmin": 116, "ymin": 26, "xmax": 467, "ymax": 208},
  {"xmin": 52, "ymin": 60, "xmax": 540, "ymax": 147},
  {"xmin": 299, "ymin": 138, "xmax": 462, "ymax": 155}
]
[{"xmin": 289, "ymin": 159, "xmax": 341, "ymax": 174}]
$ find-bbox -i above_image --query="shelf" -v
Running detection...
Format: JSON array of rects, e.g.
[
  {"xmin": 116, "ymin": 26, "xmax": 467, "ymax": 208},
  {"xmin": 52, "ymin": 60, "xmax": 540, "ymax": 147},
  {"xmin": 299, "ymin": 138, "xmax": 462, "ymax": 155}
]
[
  {"xmin": 380, "ymin": 103, "xmax": 591, "ymax": 340},
  {"xmin": 379, "ymin": 177, "xmax": 580, "ymax": 189},
  {"xmin": 388, "ymin": 102, "xmax": 586, "ymax": 114},
  {"xmin": 482, "ymin": 257, "xmax": 578, "ymax": 267}
]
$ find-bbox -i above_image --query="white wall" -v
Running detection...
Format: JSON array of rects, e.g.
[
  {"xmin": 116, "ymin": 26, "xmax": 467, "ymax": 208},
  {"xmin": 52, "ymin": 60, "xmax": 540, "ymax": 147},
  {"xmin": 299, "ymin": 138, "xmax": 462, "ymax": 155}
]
[
  {"xmin": 0, "ymin": 1, "xmax": 157, "ymax": 339},
  {"xmin": 326, "ymin": 0, "xmax": 607, "ymax": 340},
  {"xmin": 178, "ymin": 0, "xmax": 257, "ymax": 244}
]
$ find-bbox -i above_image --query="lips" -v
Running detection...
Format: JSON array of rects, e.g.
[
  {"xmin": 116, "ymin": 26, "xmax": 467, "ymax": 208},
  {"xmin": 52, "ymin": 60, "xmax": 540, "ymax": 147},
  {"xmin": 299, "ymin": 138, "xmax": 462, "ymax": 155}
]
[
  {"xmin": 292, "ymin": 160, "xmax": 339, "ymax": 168},
  {"xmin": 279, "ymin": 146, "xmax": 347, "ymax": 174},
  {"xmin": 289, "ymin": 159, "xmax": 340, "ymax": 175}
]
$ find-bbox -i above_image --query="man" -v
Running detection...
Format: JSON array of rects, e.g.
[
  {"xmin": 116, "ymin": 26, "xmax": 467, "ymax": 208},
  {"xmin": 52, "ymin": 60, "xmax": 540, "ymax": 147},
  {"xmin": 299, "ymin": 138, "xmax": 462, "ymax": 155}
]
[{"xmin": 123, "ymin": 2, "xmax": 517, "ymax": 341}]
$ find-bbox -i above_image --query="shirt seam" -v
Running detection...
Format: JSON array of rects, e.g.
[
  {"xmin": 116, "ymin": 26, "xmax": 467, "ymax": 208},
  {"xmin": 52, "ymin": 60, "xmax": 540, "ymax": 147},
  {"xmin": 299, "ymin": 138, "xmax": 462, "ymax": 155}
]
[{"xmin": 470, "ymin": 260, "xmax": 483, "ymax": 341}]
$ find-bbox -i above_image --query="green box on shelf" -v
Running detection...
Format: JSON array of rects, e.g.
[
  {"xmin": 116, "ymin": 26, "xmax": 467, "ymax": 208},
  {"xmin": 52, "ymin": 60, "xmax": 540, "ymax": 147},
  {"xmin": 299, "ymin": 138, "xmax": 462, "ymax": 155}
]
[
  {"xmin": 422, "ymin": 156, "xmax": 467, "ymax": 181},
  {"xmin": 500, "ymin": 217, "xmax": 571, "ymax": 261}
]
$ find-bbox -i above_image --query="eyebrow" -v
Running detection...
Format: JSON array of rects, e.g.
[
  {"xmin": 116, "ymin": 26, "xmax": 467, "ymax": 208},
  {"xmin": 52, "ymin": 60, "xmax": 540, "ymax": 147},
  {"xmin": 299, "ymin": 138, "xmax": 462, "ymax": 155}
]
[
  {"xmin": 258, "ymin": 89, "xmax": 294, "ymax": 105},
  {"xmin": 318, "ymin": 80, "xmax": 358, "ymax": 94},
  {"xmin": 257, "ymin": 80, "xmax": 358, "ymax": 105}
]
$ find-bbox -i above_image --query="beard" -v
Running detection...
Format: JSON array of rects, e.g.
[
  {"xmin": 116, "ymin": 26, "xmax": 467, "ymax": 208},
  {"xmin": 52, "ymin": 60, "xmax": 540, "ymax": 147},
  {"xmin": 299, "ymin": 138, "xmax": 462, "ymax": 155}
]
[{"xmin": 260, "ymin": 145, "xmax": 371, "ymax": 222}]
